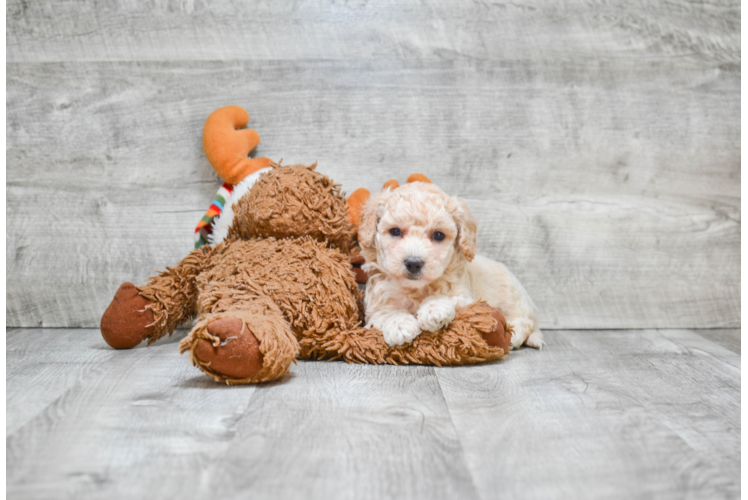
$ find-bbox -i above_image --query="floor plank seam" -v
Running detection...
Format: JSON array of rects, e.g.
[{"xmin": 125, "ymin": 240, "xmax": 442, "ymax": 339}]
[{"xmin": 431, "ymin": 366, "xmax": 484, "ymax": 500}]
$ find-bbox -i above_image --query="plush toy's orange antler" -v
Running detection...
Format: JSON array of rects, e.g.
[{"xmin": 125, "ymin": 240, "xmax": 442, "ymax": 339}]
[{"xmin": 203, "ymin": 106, "xmax": 273, "ymax": 185}]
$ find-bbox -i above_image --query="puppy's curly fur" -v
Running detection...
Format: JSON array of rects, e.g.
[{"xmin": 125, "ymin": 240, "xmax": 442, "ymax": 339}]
[{"xmin": 359, "ymin": 182, "xmax": 543, "ymax": 349}]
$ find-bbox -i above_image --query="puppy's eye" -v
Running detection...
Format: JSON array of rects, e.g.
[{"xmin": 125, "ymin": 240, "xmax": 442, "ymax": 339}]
[
  {"xmin": 432, "ymin": 231, "xmax": 445, "ymax": 241},
  {"xmin": 389, "ymin": 228, "xmax": 402, "ymax": 237}
]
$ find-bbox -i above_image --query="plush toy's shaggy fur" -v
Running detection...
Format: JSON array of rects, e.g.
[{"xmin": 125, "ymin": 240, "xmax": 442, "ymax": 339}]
[
  {"xmin": 101, "ymin": 163, "xmax": 510, "ymax": 384},
  {"xmin": 227, "ymin": 163, "xmax": 354, "ymax": 253},
  {"xmin": 305, "ymin": 301, "xmax": 510, "ymax": 367},
  {"xmin": 178, "ymin": 236, "xmax": 360, "ymax": 383}
]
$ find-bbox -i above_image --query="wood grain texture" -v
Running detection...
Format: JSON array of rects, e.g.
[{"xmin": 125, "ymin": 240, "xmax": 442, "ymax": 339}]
[
  {"xmin": 693, "ymin": 328, "xmax": 740, "ymax": 354},
  {"xmin": 740, "ymin": 158, "xmax": 748, "ymax": 331},
  {"xmin": 7, "ymin": 0, "xmax": 740, "ymax": 63},
  {"xmin": 6, "ymin": 0, "xmax": 740, "ymax": 329},
  {"xmin": 201, "ymin": 362, "xmax": 479, "ymax": 500},
  {"xmin": 6, "ymin": 328, "xmax": 740, "ymax": 499},
  {"xmin": 436, "ymin": 329, "xmax": 741, "ymax": 500},
  {"xmin": 740, "ymin": 416, "xmax": 748, "ymax": 479},
  {"xmin": 7, "ymin": 329, "xmax": 477, "ymax": 500},
  {"xmin": 6, "ymin": 328, "xmax": 116, "ymax": 435},
  {"xmin": 7, "ymin": 330, "xmax": 258, "ymax": 500}
]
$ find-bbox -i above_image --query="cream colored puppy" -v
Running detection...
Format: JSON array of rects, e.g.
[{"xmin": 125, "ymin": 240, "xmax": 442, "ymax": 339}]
[{"xmin": 359, "ymin": 182, "xmax": 543, "ymax": 350}]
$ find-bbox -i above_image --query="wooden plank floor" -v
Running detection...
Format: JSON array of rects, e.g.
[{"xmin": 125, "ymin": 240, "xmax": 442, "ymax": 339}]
[{"xmin": 6, "ymin": 328, "xmax": 740, "ymax": 500}]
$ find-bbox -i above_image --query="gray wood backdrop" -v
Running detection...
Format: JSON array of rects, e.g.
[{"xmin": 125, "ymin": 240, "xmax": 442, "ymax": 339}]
[{"xmin": 6, "ymin": 0, "xmax": 740, "ymax": 330}]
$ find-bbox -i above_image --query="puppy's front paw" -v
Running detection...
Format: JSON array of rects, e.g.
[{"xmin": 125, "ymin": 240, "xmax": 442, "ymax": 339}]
[
  {"xmin": 382, "ymin": 314, "xmax": 421, "ymax": 347},
  {"xmin": 417, "ymin": 298, "xmax": 456, "ymax": 332}
]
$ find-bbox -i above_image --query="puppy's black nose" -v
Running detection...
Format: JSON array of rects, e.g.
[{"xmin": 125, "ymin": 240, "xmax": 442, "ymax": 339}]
[{"xmin": 404, "ymin": 257, "xmax": 424, "ymax": 274}]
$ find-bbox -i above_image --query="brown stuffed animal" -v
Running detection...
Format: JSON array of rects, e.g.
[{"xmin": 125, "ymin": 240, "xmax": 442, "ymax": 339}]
[{"xmin": 100, "ymin": 106, "xmax": 511, "ymax": 384}]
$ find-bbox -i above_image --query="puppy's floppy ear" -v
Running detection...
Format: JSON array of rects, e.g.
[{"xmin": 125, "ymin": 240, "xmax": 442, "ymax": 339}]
[
  {"xmin": 358, "ymin": 190, "xmax": 388, "ymax": 262},
  {"xmin": 449, "ymin": 197, "xmax": 478, "ymax": 262}
]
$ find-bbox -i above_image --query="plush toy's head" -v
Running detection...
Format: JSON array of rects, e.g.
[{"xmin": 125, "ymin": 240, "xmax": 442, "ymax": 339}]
[
  {"xmin": 198, "ymin": 106, "xmax": 355, "ymax": 252},
  {"xmin": 227, "ymin": 164, "xmax": 354, "ymax": 252}
]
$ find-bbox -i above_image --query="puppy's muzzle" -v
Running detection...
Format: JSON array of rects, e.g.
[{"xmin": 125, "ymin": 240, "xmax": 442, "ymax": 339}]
[{"xmin": 404, "ymin": 257, "xmax": 425, "ymax": 279}]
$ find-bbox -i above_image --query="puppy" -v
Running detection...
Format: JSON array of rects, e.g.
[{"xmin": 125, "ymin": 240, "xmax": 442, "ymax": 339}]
[{"xmin": 358, "ymin": 181, "xmax": 543, "ymax": 350}]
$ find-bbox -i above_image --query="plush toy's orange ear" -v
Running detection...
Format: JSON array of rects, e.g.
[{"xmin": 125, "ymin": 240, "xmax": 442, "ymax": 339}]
[
  {"xmin": 382, "ymin": 179, "xmax": 399, "ymax": 190},
  {"xmin": 345, "ymin": 188, "xmax": 371, "ymax": 227},
  {"xmin": 406, "ymin": 173, "xmax": 431, "ymax": 184},
  {"xmin": 202, "ymin": 106, "xmax": 273, "ymax": 185}
]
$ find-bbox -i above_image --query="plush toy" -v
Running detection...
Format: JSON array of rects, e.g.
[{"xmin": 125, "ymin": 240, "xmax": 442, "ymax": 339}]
[{"xmin": 100, "ymin": 106, "xmax": 511, "ymax": 384}]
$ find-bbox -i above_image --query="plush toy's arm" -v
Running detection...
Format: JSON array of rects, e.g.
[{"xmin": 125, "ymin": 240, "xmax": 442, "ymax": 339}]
[
  {"xmin": 300, "ymin": 302, "xmax": 511, "ymax": 365},
  {"xmin": 101, "ymin": 247, "xmax": 215, "ymax": 349},
  {"xmin": 137, "ymin": 247, "xmax": 216, "ymax": 341}
]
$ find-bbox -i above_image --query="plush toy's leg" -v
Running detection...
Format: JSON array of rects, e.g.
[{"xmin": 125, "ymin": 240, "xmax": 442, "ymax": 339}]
[
  {"xmin": 100, "ymin": 282, "xmax": 156, "ymax": 349},
  {"xmin": 100, "ymin": 247, "xmax": 213, "ymax": 349},
  {"xmin": 179, "ymin": 296, "xmax": 300, "ymax": 384},
  {"xmin": 484, "ymin": 307, "xmax": 513, "ymax": 351},
  {"xmin": 304, "ymin": 302, "xmax": 510, "ymax": 366}
]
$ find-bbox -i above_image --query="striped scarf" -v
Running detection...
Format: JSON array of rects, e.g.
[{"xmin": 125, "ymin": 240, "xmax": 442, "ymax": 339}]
[{"xmin": 194, "ymin": 182, "xmax": 233, "ymax": 248}]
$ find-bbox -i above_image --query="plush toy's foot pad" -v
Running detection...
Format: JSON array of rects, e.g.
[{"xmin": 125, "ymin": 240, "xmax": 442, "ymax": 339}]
[
  {"xmin": 100, "ymin": 282, "xmax": 155, "ymax": 349},
  {"xmin": 193, "ymin": 318, "xmax": 264, "ymax": 380},
  {"xmin": 484, "ymin": 308, "xmax": 512, "ymax": 351}
]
